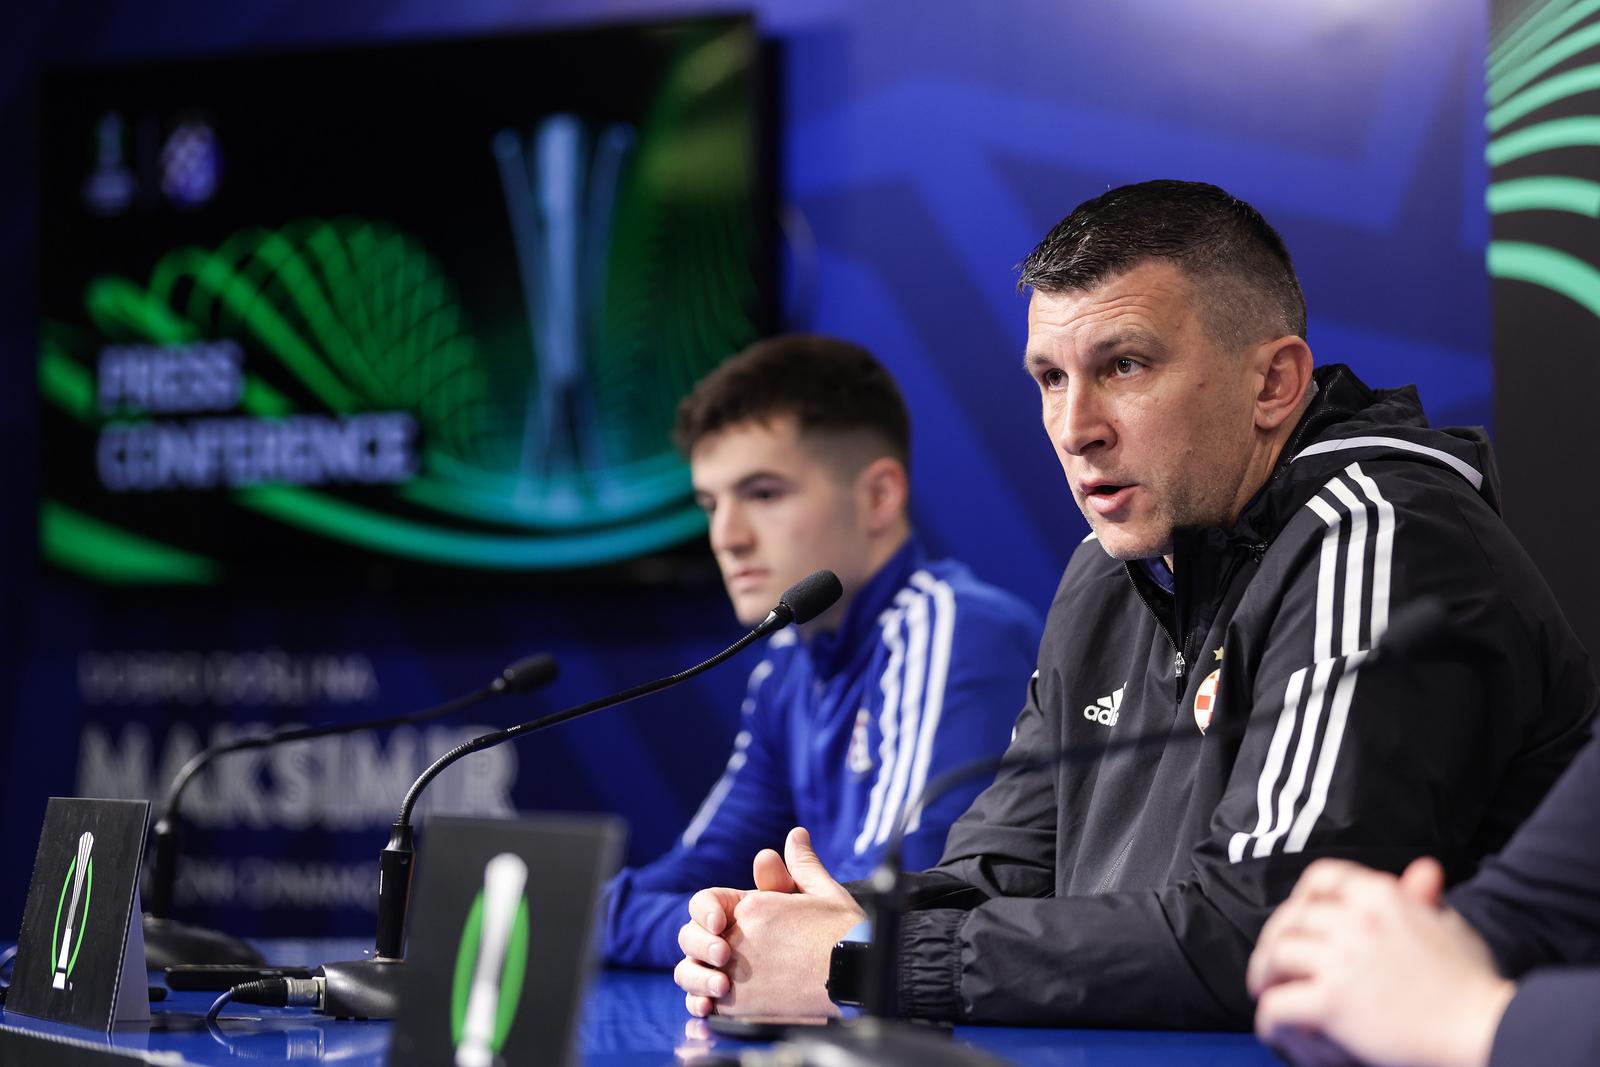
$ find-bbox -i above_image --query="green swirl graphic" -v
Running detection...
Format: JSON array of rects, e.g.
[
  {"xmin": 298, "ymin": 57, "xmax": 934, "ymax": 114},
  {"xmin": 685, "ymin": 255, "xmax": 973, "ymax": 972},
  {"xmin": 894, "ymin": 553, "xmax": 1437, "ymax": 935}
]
[{"xmin": 1488, "ymin": 0, "xmax": 1600, "ymax": 317}]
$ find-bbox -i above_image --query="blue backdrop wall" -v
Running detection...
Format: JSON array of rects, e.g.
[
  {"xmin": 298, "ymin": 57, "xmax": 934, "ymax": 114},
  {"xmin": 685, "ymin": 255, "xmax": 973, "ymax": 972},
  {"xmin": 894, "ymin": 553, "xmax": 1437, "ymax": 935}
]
[{"xmin": 0, "ymin": 0, "xmax": 1490, "ymax": 936}]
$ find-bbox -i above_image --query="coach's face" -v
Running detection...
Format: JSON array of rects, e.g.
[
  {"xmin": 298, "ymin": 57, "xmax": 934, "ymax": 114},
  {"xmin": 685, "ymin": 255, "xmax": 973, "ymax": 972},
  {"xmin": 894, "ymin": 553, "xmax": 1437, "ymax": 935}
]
[{"xmin": 1025, "ymin": 259, "xmax": 1267, "ymax": 562}]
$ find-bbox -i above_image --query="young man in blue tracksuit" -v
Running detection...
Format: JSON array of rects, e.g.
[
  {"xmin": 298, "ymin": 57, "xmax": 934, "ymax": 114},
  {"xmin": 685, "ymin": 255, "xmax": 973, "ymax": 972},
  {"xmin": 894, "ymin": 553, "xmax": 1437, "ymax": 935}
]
[{"xmin": 600, "ymin": 335, "xmax": 1042, "ymax": 970}]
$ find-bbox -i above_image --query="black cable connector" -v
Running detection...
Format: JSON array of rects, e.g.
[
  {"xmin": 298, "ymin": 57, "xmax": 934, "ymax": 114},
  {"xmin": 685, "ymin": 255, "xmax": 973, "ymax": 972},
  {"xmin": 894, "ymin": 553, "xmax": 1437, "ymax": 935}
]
[
  {"xmin": 229, "ymin": 978, "xmax": 292, "ymax": 1007},
  {"xmin": 208, "ymin": 976, "xmax": 322, "ymax": 1023}
]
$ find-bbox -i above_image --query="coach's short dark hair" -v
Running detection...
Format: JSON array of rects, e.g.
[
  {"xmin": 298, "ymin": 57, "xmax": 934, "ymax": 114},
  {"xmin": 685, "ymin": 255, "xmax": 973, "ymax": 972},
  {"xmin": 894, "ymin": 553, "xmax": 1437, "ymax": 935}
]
[
  {"xmin": 1017, "ymin": 179, "xmax": 1307, "ymax": 349},
  {"xmin": 673, "ymin": 334, "xmax": 910, "ymax": 468}
]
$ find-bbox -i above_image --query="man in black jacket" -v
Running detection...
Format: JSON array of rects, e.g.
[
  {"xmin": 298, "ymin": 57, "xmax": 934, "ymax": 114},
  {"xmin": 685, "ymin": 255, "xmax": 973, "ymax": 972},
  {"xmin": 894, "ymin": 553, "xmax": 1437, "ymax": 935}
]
[{"xmin": 671, "ymin": 180, "xmax": 1597, "ymax": 1029}]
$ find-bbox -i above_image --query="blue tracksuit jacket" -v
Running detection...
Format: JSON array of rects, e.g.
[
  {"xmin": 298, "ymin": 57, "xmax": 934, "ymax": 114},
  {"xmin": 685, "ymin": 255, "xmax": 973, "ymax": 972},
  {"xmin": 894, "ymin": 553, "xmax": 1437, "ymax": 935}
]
[{"xmin": 601, "ymin": 539, "xmax": 1042, "ymax": 968}]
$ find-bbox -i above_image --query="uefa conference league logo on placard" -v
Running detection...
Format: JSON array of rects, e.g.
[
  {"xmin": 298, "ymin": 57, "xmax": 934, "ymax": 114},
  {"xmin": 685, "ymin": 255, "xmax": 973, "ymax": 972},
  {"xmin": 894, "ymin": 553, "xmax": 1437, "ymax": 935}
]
[
  {"xmin": 52, "ymin": 831, "xmax": 95, "ymax": 991},
  {"xmin": 452, "ymin": 853, "xmax": 531, "ymax": 1067},
  {"xmin": 11, "ymin": 798, "xmax": 151, "ymax": 1030}
]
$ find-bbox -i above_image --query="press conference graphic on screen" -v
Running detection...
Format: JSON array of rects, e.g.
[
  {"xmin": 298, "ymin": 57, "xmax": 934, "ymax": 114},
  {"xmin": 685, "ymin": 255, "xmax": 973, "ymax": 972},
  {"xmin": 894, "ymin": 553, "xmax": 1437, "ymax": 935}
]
[
  {"xmin": 452, "ymin": 853, "xmax": 531, "ymax": 1067},
  {"xmin": 52, "ymin": 831, "xmax": 96, "ymax": 991},
  {"xmin": 37, "ymin": 18, "xmax": 767, "ymax": 586}
]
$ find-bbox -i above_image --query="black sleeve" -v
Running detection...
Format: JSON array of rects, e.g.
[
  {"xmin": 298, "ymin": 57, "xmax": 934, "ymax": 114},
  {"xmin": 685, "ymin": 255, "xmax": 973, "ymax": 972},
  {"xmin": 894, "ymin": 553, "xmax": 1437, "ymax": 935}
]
[
  {"xmin": 885, "ymin": 464, "xmax": 1594, "ymax": 1029},
  {"xmin": 1489, "ymin": 970, "xmax": 1600, "ymax": 1067}
]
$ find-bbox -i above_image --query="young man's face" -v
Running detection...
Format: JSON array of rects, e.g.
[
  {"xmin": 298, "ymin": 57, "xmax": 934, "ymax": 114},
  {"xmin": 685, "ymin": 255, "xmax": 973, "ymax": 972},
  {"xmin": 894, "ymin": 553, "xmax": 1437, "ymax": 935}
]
[
  {"xmin": 689, "ymin": 415, "xmax": 876, "ymax": 629},
  {"xmin": 1024, "ymin": 258, "xmax": 1269, "ymax": 562}
]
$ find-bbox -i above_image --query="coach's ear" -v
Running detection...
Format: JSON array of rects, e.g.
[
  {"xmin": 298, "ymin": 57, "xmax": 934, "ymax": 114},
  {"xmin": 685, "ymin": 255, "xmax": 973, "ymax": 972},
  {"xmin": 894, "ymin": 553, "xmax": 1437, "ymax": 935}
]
[{"xmin": 1252, "ymin": 336, "xmax": 1313, "ymax": 433}]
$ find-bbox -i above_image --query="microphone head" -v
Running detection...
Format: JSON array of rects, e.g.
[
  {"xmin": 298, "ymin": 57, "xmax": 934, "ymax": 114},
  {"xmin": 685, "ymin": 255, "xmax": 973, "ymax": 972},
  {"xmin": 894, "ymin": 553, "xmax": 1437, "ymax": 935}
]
[
  {"xmin": 777, "ymin": 570, "xmax": 844, "ymax": 626},
  {"xmin": 498, "ymin": 653, "xmax": 559, "ymax": 693}
]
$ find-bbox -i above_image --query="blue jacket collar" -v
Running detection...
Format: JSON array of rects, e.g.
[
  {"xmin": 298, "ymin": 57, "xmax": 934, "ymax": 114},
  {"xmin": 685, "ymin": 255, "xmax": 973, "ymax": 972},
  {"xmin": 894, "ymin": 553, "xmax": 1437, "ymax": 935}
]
[{"xmin": 805, "ymin": 537, "xmax": 924, "ymax": 679}]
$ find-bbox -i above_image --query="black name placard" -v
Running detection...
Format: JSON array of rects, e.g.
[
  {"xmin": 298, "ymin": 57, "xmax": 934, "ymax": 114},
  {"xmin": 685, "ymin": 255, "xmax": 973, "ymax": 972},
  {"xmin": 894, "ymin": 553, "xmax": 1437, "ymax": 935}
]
[
  {"xmin": 7, "ymin": 798, "xmax": 151, "ymax": 1030},
  {"xmin": 388, "ymin": 813, "xmax": 624, "ymax": 1067}
]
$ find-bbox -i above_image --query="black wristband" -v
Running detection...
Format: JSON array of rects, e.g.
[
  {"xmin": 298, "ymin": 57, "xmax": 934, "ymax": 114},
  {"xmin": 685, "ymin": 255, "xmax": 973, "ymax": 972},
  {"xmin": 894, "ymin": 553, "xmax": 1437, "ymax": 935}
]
[{"xmin": 826, "ymin": 940, "xmax": 871, "ymax": 1007}]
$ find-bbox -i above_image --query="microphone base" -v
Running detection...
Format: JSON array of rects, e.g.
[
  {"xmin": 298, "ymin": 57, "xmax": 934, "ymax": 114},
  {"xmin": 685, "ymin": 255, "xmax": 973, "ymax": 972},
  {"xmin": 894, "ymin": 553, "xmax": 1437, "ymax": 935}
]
[
  {"xmin": 142, "ymin": 915, "xmax": 266, "ymax": 969},
  {"xmin": 316, "ymin": 957, "xmax": 406, "ymax": 1020}
]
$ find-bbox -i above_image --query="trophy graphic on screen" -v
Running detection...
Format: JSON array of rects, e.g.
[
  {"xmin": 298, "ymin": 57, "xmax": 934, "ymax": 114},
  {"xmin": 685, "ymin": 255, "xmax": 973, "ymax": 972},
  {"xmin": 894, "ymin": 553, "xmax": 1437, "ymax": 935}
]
[
  {"xmin": 53, "ymin": 831, "xmax": 95, "ymax": 990},
  {"xmin": 454, "ymin": 852, "xmax": 530, "ymax": 1067},
  {"xmin": 492, "ymin": 114, "xmax": 635, "ymax": 502}
]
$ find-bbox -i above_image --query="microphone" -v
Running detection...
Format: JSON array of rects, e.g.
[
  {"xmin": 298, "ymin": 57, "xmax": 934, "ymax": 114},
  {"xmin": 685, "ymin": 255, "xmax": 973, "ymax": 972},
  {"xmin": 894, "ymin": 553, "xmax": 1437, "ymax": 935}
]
[
  {"xmin": 774, "ymin": 569, "xmax": 847, "ymax": 626},
  {"xmin": 850, "ymin": 595, "xmax": 1449, "ymax": 1023},
  {"xmin": 143, "ymin": 653, "xmax": 558, "ymax": 969},
  {"xmin": 279, "ymin": 571, "xmax": 844, "ymax": 1021}
]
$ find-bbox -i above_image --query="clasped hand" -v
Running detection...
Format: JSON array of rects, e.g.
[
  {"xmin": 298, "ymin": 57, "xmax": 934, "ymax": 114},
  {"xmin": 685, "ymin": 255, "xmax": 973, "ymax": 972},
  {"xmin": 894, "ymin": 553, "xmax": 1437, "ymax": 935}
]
[
  {"xmin": 1247, "ymin": 857, "xmax": 1515, "ymax": 1067},
  {"xmin": 673, "ymin": 826, "xmax": 865, "ymax": 1018}
]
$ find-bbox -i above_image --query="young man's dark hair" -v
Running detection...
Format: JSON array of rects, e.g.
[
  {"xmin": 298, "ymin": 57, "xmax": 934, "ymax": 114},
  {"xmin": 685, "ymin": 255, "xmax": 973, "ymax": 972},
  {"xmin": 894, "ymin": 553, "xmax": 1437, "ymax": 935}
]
[
  {"xmin": 1017, "ymin": 179, "xmax": 1307, "ymax": 351},
  {"xmin": 672, "ymin": 333, "xmax": 911, "ymax": 469}
]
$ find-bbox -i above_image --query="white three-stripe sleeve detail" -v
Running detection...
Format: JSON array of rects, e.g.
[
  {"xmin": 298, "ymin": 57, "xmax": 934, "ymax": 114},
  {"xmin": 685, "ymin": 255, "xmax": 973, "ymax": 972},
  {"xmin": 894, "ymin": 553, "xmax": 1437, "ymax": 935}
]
[
  {"xmin": 1326, "ymin": 478, "xmax": 1369, "ymax": 655},
  {"xmin": 1287, "ymin": 648, "xmax": 1371, "ymax": 852},
  {"xmin": 1231, "ymin": 485, "xmax": 1346, "ymax": 863},
  {"xmin": 900, "ymin": 572, "xmax": 957, "ymax": 836},
  {"xmin": 1254, "ymin": 656, "xmax": 1337, "ymax": 858},
  {"xmin": 854, "ymin": 605, "xmax": 908, "ymax": 854},
  {"xmin": 1236, "ymin": 461, "xmax": 1396, "ymax": 860},
  {"xmin": 1306, "ymin": 493, "xmax": 1342, "ymax": 663},
  {"xmin": 874, "ymin": 591, "xmax": 931, "ymax": 848},
  {"xmin": 682, "ymin": 658, "xmax": 775, "ymax": 847},
  {"xmin": 1281, "ymin": 464, "xmax": 1396, "ymax": 853},
  {"xmin": 1347, "ymin": 463, "xmax": 1395, "ymax": 642},
  {"xmin": 1255, "ymin": 486, "xmax": 1353, "ymax": 857},
  {"xmin": 1229, "ymin": 665, "xmax": 1308, "ymax": 863}
]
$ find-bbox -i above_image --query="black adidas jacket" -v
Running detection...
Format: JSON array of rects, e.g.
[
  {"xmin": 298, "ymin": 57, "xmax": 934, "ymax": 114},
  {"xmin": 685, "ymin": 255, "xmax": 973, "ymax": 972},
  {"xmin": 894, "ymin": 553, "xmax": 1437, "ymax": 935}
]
[{"xmin": 880, "ymin": 365, "xmax": 1597, "ymax": 1029}]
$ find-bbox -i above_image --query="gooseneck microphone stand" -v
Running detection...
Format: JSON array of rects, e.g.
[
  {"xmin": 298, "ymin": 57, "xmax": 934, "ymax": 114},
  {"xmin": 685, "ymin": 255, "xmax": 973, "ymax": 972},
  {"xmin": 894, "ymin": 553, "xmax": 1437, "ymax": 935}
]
[
  {"xmin": 143, "ymin": 653, "xmax": 558, "ymax": 969},
  {"xmin": 225, "ymin": 570, "xmax": 844, "ymax": 1020}
]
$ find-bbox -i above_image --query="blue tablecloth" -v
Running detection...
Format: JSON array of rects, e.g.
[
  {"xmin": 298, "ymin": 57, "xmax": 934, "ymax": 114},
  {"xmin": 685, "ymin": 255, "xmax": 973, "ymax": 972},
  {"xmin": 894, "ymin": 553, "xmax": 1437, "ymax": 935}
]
[{"xmin": 0, "ymin": 941, "xmax": 1282, "ymax": 1065}]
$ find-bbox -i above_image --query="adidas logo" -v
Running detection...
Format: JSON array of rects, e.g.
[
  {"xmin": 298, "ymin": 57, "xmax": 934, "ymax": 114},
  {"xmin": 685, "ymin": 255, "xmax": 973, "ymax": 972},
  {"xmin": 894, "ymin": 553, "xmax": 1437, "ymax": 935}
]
[{"xmin": 1083, "ymin": 686, "xmax": 1124, "ymax": 727}]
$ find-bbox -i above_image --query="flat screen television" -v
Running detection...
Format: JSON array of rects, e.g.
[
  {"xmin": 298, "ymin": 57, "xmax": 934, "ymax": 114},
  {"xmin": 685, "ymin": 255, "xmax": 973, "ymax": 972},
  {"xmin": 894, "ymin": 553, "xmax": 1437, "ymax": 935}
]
[{"xmin": 36, "ymin": 16, "xmax": 771, "ymax": 589}]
